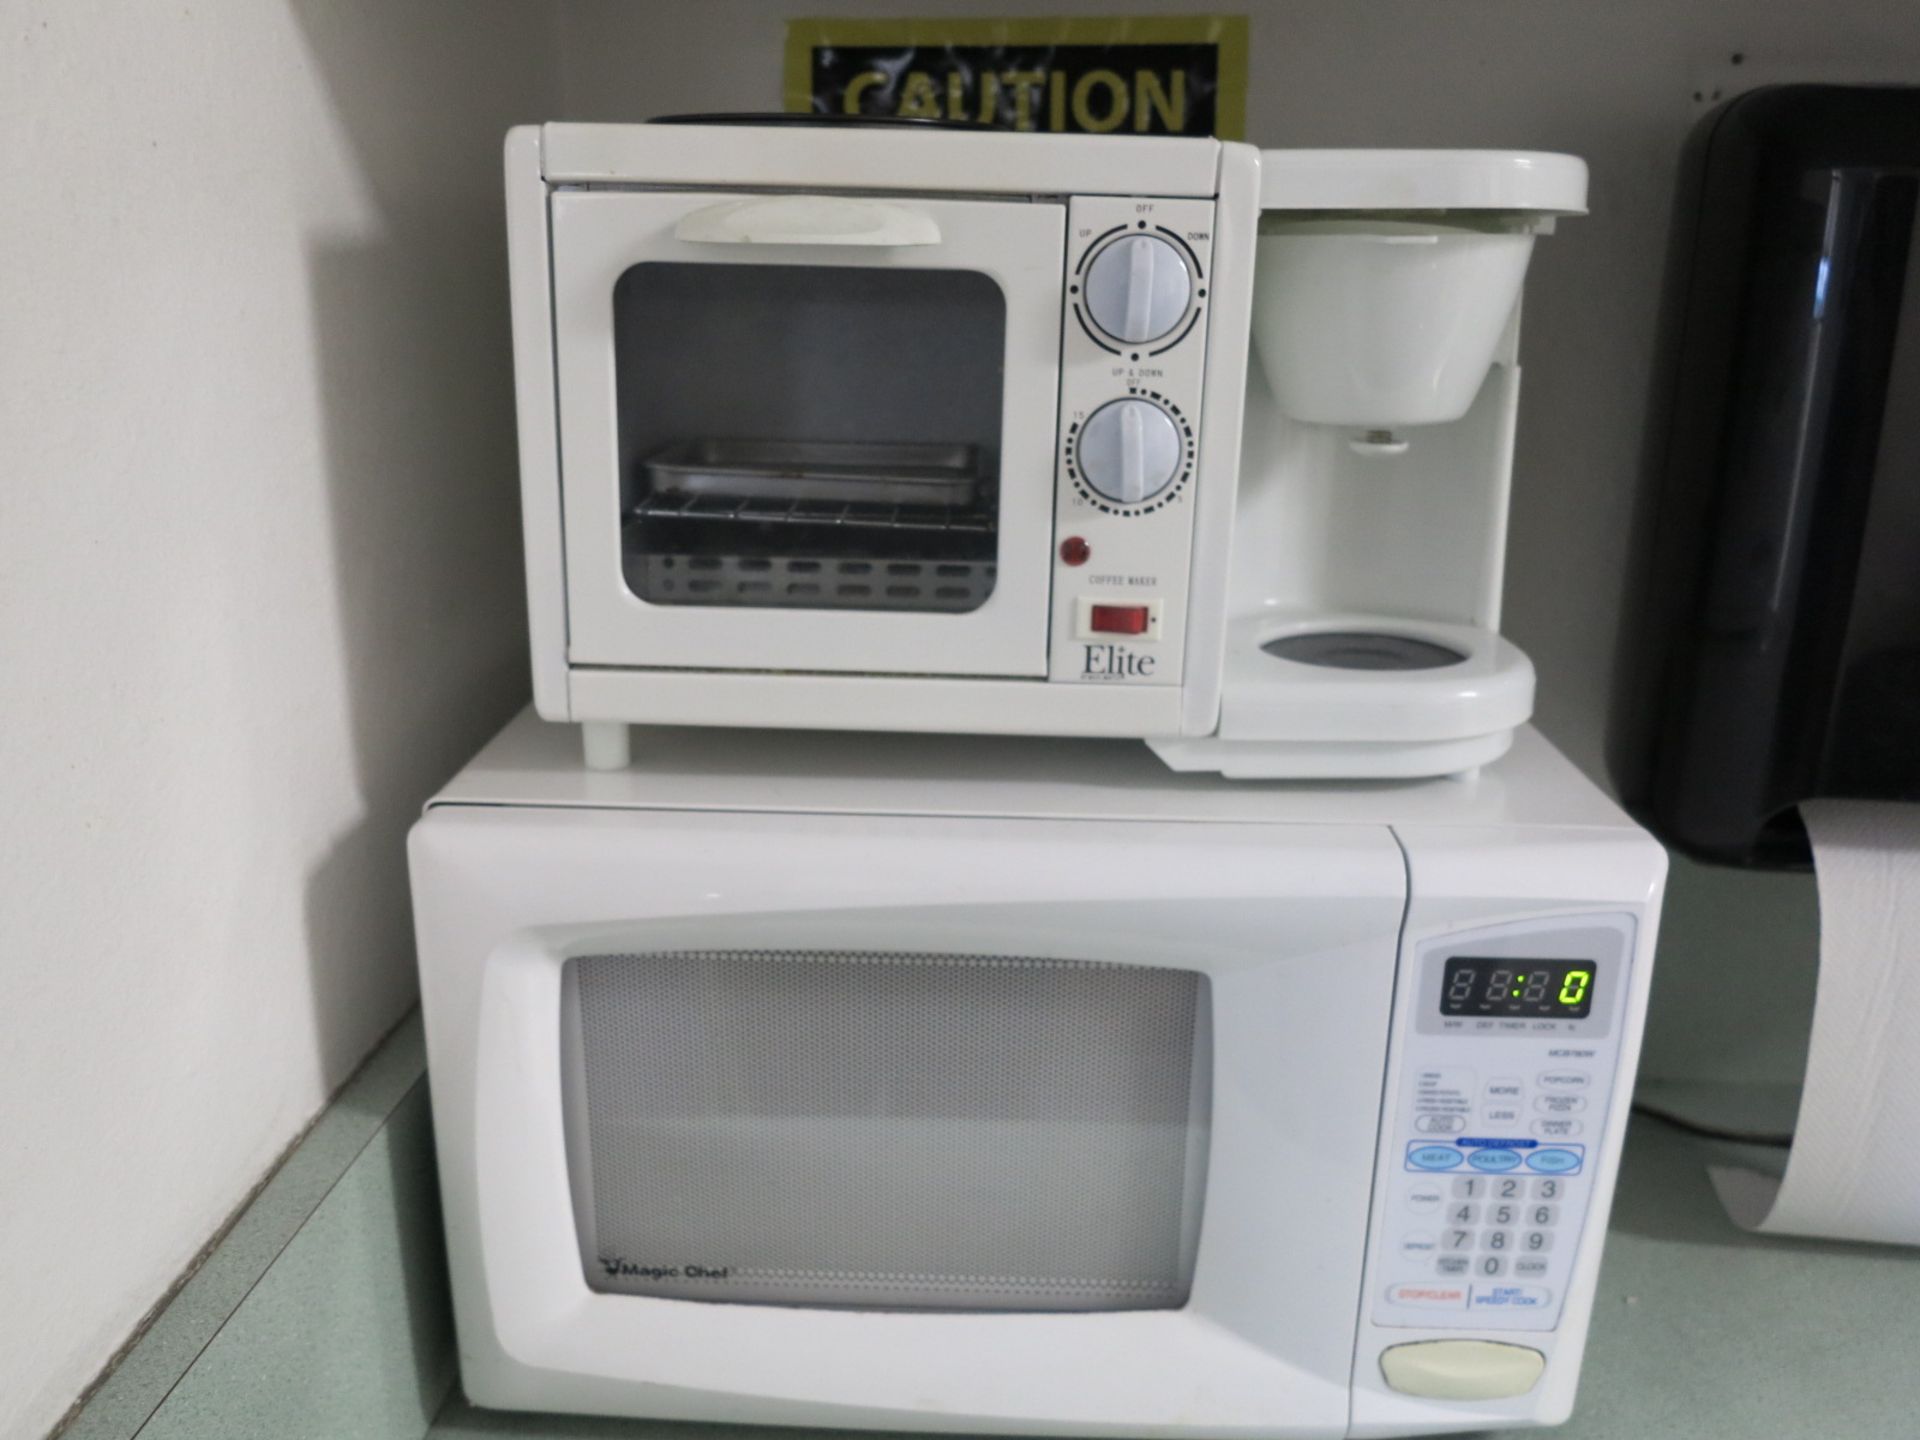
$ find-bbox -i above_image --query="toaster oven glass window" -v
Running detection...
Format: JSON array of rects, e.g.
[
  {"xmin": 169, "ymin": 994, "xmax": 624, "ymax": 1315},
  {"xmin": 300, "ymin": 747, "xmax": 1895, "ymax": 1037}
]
[
  {"xmin": 612, "ymin": 264, "xmax": 1008, "ymax": 614},
  {"xmin": 560, "ymin": 951, "xmax": 1213, "ymax": 1312}
]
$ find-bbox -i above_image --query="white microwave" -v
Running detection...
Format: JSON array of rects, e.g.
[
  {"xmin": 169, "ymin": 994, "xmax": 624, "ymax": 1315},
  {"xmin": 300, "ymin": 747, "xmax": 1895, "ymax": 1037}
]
[{"xmin": 410, "ymin": 712, "xmax": 1665, "ymax": 1437}]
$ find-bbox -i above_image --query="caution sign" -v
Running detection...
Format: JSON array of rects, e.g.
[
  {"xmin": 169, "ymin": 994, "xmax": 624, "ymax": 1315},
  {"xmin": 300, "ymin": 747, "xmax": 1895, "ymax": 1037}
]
[{"xmin": 783, "ymin": 16, "xmax": 1248, "ymax": 140}]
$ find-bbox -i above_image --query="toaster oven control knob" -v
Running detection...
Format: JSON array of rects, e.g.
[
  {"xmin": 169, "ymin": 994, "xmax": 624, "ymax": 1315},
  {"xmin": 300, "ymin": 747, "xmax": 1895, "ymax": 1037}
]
[
  {"xmin": 1077, "ymin": 399, "xmax": 1181, "ymax": 505},
  {"xmin": 1083, "ymin": 235, "xmax": 1192, "ymax": 344}
]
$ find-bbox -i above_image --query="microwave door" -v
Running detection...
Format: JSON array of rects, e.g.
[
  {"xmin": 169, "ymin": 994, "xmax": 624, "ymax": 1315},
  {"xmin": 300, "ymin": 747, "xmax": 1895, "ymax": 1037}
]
[
  {"xmin": 415, "ymin": 803, "xmax": 1406, "ymax": 1436},
  {"xmin": 549, "ymin": 190, "xmax": 1066, "ymax": 679}
]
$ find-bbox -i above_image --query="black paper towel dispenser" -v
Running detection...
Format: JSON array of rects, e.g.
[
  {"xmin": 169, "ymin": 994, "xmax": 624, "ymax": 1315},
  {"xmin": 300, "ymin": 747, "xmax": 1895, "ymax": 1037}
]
[{"xmin": 1616, "ymin": 85, "xmax": 1920, "ymax": 869}]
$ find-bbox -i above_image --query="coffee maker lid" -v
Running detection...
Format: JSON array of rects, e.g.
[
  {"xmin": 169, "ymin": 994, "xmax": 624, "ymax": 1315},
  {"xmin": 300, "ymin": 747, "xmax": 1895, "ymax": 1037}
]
[{"xmin": 1259, "ymin": 150, "xmax": 1587, "ymax": 214}]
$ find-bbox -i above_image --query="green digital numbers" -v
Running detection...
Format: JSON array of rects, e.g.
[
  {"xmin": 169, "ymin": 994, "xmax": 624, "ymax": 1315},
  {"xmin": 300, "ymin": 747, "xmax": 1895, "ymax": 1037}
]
[{"xmin": 1442, "ymin": 958, "xmax": 1596, "ymax": 1018}]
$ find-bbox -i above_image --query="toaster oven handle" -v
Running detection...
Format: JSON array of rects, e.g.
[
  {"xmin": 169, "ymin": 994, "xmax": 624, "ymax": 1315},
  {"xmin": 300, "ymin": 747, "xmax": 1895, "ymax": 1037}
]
[{"xmin": 674, "ymin": 196, "xmax": 942, "ymax": 247}]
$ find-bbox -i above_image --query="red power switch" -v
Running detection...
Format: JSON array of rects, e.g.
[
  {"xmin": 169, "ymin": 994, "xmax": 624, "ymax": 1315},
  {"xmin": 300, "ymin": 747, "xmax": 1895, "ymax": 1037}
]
[{"xmin": 1088, "ymin": 604, "xmax": 1152, "ymax": 636}]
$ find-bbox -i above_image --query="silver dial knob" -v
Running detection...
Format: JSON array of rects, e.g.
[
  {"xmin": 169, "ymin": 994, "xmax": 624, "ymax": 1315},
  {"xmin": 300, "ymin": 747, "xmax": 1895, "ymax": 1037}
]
[
  {"xmin": 1077, "ymin": 399, "xmax": 1181, "ymax": 506},
  {"xmin": 1082, "ymin": 234, "xmax": 1192, "ymax": 344}
]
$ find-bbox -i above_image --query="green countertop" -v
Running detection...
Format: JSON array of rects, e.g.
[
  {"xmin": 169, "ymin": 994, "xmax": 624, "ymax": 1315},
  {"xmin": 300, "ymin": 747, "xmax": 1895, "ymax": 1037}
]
[
  {"xmin": 424, "ymin": 1117, "xmax": 1920, "ymax": 1440},
  {"xmin": 67, "ymin": 1016, "xmax": 1920, "ymax": 1440}
]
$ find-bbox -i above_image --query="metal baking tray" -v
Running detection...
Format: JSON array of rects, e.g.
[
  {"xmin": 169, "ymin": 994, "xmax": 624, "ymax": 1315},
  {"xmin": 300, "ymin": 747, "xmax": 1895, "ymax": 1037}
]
[{"xmin": 642, "ymin": 439, "xmax": 984, "ymax": 507}]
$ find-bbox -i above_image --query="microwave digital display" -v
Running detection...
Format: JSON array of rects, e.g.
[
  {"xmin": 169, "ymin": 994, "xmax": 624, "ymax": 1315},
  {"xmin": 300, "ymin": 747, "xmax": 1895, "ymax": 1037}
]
[{"xmin": 1441, "ymin": 958, "xmax": 1595, "ymax": 1019}]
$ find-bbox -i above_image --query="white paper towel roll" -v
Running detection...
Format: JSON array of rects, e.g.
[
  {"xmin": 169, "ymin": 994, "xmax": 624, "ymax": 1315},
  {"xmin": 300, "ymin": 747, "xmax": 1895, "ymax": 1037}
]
[{"xmin": 1711, "ymin": 798, "xmax": 1920, "ymax": 1245}]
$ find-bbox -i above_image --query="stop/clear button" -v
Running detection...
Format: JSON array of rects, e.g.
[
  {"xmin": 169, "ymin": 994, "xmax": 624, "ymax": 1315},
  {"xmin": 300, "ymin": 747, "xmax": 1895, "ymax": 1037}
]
[{"xmin": 1385, "ymin": 1282, "xmax": 1469, "ymax": 1311}]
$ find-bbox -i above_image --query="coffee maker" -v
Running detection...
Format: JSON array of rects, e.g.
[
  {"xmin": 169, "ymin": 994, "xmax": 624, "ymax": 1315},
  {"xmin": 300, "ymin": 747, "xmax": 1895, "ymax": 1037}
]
[{"xmin": 1153, "ymin": 150, "xmax": 1587, "ymax": 778}]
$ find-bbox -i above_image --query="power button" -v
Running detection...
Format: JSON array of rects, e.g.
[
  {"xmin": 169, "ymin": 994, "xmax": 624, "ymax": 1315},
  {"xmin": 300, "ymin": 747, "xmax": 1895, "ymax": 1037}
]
[
  {"xmin": 1075, "ymin": 597, "xmax": 1162, "ymax": 642},
  {"xmin": 1090, "ymin": 604, "xmax": 1150, "ymax": 635}
]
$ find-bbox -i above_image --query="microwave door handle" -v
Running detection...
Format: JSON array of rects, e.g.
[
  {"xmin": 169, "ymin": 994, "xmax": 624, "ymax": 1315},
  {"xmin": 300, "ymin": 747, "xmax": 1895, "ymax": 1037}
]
[{"xmin": 674, "ymin": 196, "xmax": 942, "ymax": 247}]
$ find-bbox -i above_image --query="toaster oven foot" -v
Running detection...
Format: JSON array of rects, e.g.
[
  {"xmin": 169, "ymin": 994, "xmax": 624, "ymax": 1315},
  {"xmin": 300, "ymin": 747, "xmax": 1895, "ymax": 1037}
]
[{"xmin": 581, "ymin": 722, "xmax": 632, "ymax": 771}]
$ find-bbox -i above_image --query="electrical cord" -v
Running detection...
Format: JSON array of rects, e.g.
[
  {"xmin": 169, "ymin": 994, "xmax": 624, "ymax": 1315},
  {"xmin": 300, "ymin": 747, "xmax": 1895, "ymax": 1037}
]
[{"xmin": 1630, "ymin": 1101, "xmax": 1794, "ymax": 1148}]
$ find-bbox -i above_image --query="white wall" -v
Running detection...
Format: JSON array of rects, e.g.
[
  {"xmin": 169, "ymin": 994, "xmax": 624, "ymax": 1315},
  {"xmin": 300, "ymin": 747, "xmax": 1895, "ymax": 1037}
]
[
  {"xmin": 555, "ymin": 0, "xmax": 1920, "ymax": 1097},
  {"xmin": 0, "ymin": 5, "xmax": 553, "ymax": 1435}
]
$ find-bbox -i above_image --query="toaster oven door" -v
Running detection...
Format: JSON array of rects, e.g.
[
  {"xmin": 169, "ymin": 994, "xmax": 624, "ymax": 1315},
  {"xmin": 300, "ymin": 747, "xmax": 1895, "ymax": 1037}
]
[{"xmin": 549, "ymin": 190, "xmax": 1066, "ymax": 677}]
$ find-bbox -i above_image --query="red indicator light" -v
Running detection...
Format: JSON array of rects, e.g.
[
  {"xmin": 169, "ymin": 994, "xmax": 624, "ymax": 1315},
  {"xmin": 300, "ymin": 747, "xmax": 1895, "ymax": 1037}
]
[
  {"xmin": 1060, "ymin": 536, "xmax": 1091, "ymax": 566},
  {"xmin": 1089, "ymin": 604, "xmax": 1151, "ymax": 635}
]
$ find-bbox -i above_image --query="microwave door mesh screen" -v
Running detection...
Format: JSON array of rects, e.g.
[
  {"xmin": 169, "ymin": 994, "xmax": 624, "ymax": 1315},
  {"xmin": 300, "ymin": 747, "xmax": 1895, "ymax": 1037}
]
[{"xmin": 560, "ymin": 952, "xmax": 1212, "ymax": 1312}]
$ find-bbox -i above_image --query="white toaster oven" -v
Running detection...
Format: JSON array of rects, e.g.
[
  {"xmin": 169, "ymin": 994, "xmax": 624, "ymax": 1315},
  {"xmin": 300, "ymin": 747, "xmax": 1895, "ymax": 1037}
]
[
  {"xmin": 409, "ymin": 713, "xmax": 1664, "ymax": 1436},
  {"xmin": 508, "ymin": 122, "xmax": 1253, "ymax": 770},
  {"xmin": 506, "ymin": 121, "xmax": 1587, "ymax": 781}
]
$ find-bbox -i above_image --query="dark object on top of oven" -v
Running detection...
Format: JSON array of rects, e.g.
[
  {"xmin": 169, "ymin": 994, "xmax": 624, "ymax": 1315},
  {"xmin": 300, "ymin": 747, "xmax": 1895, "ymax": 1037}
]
[{"xmin": 649, "ymin": 113, "xmax": 989, "ymax": 132}]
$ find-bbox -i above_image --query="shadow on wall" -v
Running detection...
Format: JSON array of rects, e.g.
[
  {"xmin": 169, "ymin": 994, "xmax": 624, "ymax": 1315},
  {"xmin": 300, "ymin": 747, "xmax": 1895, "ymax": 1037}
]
[{"xmin": 287, "ymin": 0, "xmax": 550, "ymax": 1082}]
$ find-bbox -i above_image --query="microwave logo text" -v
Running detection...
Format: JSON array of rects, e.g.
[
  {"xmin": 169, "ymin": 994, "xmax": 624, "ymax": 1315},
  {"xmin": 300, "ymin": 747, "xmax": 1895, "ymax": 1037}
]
[
  {"xmin": 599, "ymin": 1258, "xmax": 733, "ymax": 1282},
  {"xmin": 1083, "ymin": 643, "xmax": 1156, "ymax": 679}
]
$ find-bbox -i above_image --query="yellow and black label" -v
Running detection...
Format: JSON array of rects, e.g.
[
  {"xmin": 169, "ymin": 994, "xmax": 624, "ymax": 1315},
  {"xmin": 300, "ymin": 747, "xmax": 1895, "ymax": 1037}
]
[{"xmin": 783, "ymin": 16, "xmax": 1248, "ymax": 140}]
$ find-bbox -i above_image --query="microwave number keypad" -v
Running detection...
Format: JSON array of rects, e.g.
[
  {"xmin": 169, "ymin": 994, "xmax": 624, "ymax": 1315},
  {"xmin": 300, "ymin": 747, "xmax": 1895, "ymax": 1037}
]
[
  {"xmin": 1414, "ymin": 1174, "xmax": 1566, "ymax": 1283},
  {"xmin": 1371, "ymin": 917, "xmax": 1635, "ymax": 1334}
]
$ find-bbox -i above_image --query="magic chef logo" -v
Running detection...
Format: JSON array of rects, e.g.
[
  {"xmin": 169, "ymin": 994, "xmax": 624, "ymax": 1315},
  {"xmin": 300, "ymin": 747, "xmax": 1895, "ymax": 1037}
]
[
  {"xmin": 1083, "ymin": 643, "xmax": 1156, "ymax": 679},
  {"xmin": 599, "ymin": 1258, "xmax": 733, "ymax": 1282}
]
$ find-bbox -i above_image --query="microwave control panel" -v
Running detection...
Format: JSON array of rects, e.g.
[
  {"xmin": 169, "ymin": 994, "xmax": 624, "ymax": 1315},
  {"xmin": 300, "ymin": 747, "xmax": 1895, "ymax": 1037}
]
[
  {"xmin": 1368, "ymin": 914, "xmax": 1636, "ymax": 1334},
  {"xmin": 1049, "ymin": 196, "xmax": 1216, "ymax": 689}
]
